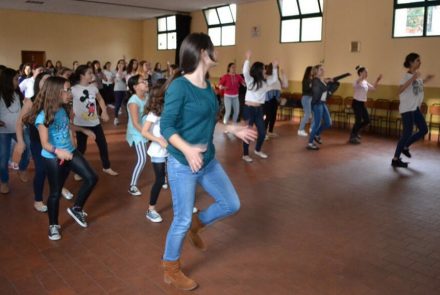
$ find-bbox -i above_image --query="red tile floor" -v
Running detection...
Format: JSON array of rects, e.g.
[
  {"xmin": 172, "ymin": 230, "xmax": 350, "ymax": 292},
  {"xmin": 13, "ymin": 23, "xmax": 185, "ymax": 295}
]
[{"xmin": 1, "ymin": 120, "xmax": 440, "ymax": 294}]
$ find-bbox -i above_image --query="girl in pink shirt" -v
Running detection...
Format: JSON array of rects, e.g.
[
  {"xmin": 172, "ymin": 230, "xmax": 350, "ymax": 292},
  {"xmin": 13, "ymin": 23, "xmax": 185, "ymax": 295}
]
[{"xmin": 219, "ymin": 63, "xmax": 245, "ymax": 125}]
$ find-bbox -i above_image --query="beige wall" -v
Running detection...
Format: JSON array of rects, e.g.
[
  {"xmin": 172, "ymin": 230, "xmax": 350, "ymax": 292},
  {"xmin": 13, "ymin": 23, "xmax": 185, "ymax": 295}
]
[
  {"xmin": 0, "ymin": 9, "xmax": 143, "ymax": 69},
  {"xmin": 1, "ymin": 0, "xmax": 439, "ymax": 99}
]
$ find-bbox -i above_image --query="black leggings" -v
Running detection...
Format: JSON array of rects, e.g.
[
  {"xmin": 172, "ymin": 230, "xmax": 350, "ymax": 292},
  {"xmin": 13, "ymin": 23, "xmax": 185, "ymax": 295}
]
[
  {"xmin": 44, "ymin": 150, "xmax": 98, "ymax": 225},
  {"xmin": 76, "ymin": 124, "xmax": 111, "ymax": 169},
  {"xmin": 351, "ymin": 100, "xmax": 370, "ymax": 137},
  {"xmin": 264, "ymin": 98, "xmax": 279, "ymax": 133},
  {"xmin": 150, "ymin": 162, "xmax": 165, "ymax": 206}
]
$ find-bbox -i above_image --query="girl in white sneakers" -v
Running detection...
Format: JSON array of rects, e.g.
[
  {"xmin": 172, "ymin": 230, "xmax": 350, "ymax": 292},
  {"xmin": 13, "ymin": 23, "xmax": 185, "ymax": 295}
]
[
  {"xmin": 126, "ymin": 74, "xmax": 149, "ymax": 196},
  {"xmin": 141, "ymin": 85, "xmax": 168, "ymax": 223}
]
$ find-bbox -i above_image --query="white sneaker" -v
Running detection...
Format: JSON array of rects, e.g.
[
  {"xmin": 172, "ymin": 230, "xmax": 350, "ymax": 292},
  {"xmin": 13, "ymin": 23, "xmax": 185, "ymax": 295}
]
[
  {"xmin": 162, "ymin": 183, "xmax": 168, "ymax": 189},
  {"xmin": 267, "ymin": 132, "xmax": 278, "ymax": 138},
  {"xmin": 146, "ymin": 209, "xmax": 163, "ymax": 223},
  {"xmin": 193, "ymin": 207, "xmax": 198, "ymax": 213},
  {"xmin": 264, "ymin": 135, "xmax": 269, "ymax": 141},
  {"xmin": 113, "ymin": 118, "xmax": 119, "ymax": 126},
  {"xmin": 73, "ymin": 174, "xmax": 82, "ymax": 181},
  {"xmin": 48, "ymin": 225, "xmax": 61, "ymax": 240},
  {"xmin": 254, "ymin": 150, "xmax": 268, "ymax": 159},
  {"xmin": 128, "ymin": 186, "xmax": 142, "ymax": 196},
  {"xmin": 62, "ymin": 188, "xmax": 73, "ymax": 200},
  {"xmin": 107, "ymin": 104, "xmax": 115, "ymax": 109},
  {"xmin": 297, "ymin": 130, "xmax": 308, "ymax": 137},
  {"xmin": 242, "ymin": 155, "xmax": 253, "ymax": 163},
  {"xmin": 103, "ymin": 168, "xmax": 119, "ymax": 176},
  {"xmin": 34, "ymin": 202, "xmax": 48, "ymax": 213}
]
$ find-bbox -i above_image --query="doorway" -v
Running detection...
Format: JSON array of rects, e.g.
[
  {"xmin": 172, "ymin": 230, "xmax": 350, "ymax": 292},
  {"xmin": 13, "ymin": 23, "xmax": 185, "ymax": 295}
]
[{"xmin": 21, "ymin": 51, "xmax": 46, "ymax": 66}]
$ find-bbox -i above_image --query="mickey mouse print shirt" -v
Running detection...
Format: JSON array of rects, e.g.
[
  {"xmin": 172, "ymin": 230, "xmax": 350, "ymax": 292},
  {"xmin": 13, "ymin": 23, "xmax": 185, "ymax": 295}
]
[{"xmin": 72, "ymin": 84, "xmax": 101, "ymax": 127}]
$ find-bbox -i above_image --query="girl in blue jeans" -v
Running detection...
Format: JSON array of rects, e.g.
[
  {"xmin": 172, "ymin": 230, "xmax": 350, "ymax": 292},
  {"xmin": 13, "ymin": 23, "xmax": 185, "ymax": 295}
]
[
  {"xmin": 307, "ymin": 64, "xmax": 333, "ymax": 150},
  {"xmin": 298, "ymin": 66, "xmax": 313, "ymax": 136},
  {"xmin": 160, "ymin": 33, "xmax": 257, "ymax": 291},
  {"xmin": 392, "ymin": 53, "xmax": 434, "ymax": 168}
]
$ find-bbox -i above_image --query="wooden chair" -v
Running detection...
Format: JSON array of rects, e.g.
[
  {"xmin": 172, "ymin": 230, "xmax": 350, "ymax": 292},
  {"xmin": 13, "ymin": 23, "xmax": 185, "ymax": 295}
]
[
  {"xmin": 370, "ymin": 99, "xmax": 391, "ymax": 135},
  {"xmin": 343, "ymin": 96, "xmax": 354, "ymax": 129},
  {"xmin": 388, "ymin": 100, "xmax": 401, "ymax": 136},
  {"xmin": 326, "ymin": 95, "xmax": 344, "ymax": 128},
  {"xmin": 428, "ymin": 103, "xmax": 440, "ymax": 143}
]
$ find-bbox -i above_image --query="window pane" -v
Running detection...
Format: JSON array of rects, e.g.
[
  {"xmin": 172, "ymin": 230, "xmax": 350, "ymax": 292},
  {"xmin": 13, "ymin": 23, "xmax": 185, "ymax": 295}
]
[
  {"xmin": 427, "ymin": 5, "xmax": 440, "ymax": 36},
  {"xmin": 217, "ymin": 6, "xmax": 234, "ymax": 24},
  {"xmin": 167, "ymin": 16, "xmax": 176, "ymax": 31},
  {"xmin": 281, "ymin": 19, "xmax": 300, "ymax": 42},
  {"xmin": 158, "ymin": 17, "xmax": 167, "ymax": 32},
  {"xmin": 298, "ymin": 0, "xmax": 320, "ymax": 14},
  {"xmin": 158, "ymin": 33, "xmax": 167, "ymax": 50},
  {"xmin": 221, "ymin": 25, "xmax": 235, "ymax": 46},
  {"xmin": 208, "ymin": 27, "xmax": 221, "ymax": 46},
  {"xmin": 397, "ymin": 0, "xmax": 424, "ymax": 3},
  {"xmin": 279, "ymin": 0, "xmax": 299, "ymax": 17},
  {"xmin": 205, "ymin": 9, "xmax": 220, "ymax": 25},
  {"xmin": 167, "ymin": 33, "xmax": 176, "ymax": 49},
  {"xmin": 301, "ymin": 17, "xmax": 322, "ymax": 41},
  {"xmin": 230, "ymin": 4, "xmax": 237, "ymax": 22},
  {"xmin": 394, "ymin": 7, "xmax": 425, "ymax": 37}
]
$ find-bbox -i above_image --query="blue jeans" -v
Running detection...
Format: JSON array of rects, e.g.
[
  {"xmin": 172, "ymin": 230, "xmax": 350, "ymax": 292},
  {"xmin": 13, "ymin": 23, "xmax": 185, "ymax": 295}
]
[
  {"xmin": 299, "ymin": 95, "xmax": 313, "ymax": 131},
  {"xmin": 309, "ymin": 103, "xmax": 332, "ymax": 144},
  {"xmin": 242, "ymin": 105, "xmax": 266, "ymax": 155},
  {"xmin": 223, "ymin": 95, "xmax": 240, "ymax": 124},
  {"xmin": 163, "ymin": 156, "xmax": 240, "ymax": 261},
  {"xmin": 0, "ymin": 132, "xmax": 31, "ymax": 183},
  {"xmin": 394, "ymin": 108, "xmax": 428, "ymax": 158}
]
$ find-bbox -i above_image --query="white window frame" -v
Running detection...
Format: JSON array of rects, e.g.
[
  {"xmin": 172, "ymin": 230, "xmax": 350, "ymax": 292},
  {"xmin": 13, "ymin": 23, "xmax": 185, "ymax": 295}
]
[
  {"xmin": 203, "ymin": 4, "xmax": 237, "ymax": 46},
  {"xmin": 277, "ymin": 0, "xmax": 324, "ymax": 43}
]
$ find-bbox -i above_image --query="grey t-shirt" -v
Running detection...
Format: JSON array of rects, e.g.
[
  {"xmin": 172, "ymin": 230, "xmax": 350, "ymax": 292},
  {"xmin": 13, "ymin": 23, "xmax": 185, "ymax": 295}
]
[{"xmin": 0, "ymin": 93, "xmax": 21, "ymax": 134}]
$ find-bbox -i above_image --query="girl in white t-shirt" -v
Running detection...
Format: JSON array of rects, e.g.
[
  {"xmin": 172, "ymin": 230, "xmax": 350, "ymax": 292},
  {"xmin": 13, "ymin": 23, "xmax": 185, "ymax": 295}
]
[
  {"xmin": 392, "ymin": 53, "xmax": 434, "ymax": 168},
  {"xmin": 349, "ymin": 65, "xmax": 382, "ymax": 144},
  {"xmin": 71, "ymin": 65, "xmax": 118, "ymax": 176},
  {"xmin": 141, "ymin": 85, "xmax": 168, "ymax": 223}
]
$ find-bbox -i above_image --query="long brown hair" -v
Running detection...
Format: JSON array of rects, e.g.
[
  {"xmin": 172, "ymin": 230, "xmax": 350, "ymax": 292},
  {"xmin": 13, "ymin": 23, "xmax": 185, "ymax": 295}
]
[
  {"xmin": 144, "ymin": 85, "xmax": 164, "ymax": 117},
  {"xmin": 24, "ymin": 76, "xmax": 69, "ymax": 126}
]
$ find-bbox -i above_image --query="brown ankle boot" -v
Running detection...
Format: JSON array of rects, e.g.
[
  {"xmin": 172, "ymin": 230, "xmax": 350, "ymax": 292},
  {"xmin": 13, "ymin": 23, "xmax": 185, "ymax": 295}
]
[
  {"xmin": 162, "ymin": 259, "xmax": 198, "ymax": 291},
  {"xmin": 188, "ymin": 213, "xmax": 206, "ymax": 251}
]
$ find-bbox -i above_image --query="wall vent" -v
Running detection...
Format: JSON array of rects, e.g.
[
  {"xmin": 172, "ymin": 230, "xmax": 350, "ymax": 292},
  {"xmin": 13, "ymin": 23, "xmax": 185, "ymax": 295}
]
[{"xmin": 350, "ymin": 41, "xmax": 361, "ymax": 53}]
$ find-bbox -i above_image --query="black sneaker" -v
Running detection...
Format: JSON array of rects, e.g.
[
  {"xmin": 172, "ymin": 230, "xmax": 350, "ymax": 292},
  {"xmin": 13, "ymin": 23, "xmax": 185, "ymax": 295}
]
[
  {"xmin": 349, "ymin": 137, "xmax": 361, "ymax": 144},
  {"xmin": 391, "ymin": 158, "xmax": 408, "ymax": 168},
  {"xmin": 48, "ymin": 225, "xmax": 61, "ymax": 241},
  {"xmin": 67, "ymin": 207, "xmax": 88, "ymax": 228},
  {"xmin": 314, "ymin": 135, "xmax": 322, "ymax": 144},
  {"xmin": 307, "ymin": 143, "xmax": 320, "ymax": 150},
  {"xmin": 402, "ymin": 148, "xmax": 412, "ymax": 158}
]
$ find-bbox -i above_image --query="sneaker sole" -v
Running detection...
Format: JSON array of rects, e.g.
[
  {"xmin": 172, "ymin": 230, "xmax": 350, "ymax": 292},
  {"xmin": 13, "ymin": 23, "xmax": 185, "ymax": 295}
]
[
  {"xmin": 146, "ymin": 216, "xmax": 163, "ymax": 223},
  {"xmin": 67, "ymin": 208, "xmax": 88, "ymax": 228},
  {"xmin": 128, "ymin": 190, "xmax": 142, "ymax": 196},
  {"xmin": 48, "ymin": 235, "xmax": 61, "ymax": 241}
]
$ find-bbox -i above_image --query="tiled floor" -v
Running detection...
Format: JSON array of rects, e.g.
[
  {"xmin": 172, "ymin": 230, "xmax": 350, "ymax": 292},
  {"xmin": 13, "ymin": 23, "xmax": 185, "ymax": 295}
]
[{"xmin": 1, "ymin": 119, "xmax": 440, "ymax": 294}]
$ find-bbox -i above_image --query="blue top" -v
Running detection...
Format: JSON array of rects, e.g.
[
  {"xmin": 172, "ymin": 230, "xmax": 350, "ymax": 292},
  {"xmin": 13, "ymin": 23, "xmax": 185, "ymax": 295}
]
[
  {"xmin": 35, "ymin": 108, "xmax": 75, "ymax": 159},
  {"xmin": 160, "ymin": 76, "xmax": 218, "ymax": 167},
  {"xmin": 126, "ymin": 94, "xmax": 148, "ymax": 146}
]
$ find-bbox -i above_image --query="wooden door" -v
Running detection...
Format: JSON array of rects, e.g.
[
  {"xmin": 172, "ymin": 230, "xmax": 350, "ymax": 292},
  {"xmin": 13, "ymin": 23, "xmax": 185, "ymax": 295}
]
[{"xmin": 21, "ymin": 51, "xmax": 46, "ymax": 66}]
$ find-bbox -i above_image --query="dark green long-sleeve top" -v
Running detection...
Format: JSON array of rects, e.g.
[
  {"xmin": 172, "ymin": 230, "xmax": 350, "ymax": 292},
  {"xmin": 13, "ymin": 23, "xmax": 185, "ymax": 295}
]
[{"xmin": 160, "ymin": 76, "xmax": 219, "ymax": 167}]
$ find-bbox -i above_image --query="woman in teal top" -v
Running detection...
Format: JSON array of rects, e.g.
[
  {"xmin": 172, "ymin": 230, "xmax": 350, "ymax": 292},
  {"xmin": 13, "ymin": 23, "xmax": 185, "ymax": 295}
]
[
  {"xmin": 24, "ymin": 76, "xmax": 98, "ymax": 241},
  {"xmin": 160, "ymin": 33, "xmax": 257, "ymax": 291},
  {"xmin": 126, "ymin": 74, "xmax": 149, "ymax": 196}
]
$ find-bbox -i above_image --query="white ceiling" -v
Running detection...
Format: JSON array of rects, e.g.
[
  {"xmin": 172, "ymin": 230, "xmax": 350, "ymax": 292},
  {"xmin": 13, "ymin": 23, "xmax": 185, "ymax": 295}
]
[{"xmin": 0, "ymin": 0, "xmax": 261, "ymax": 20}]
